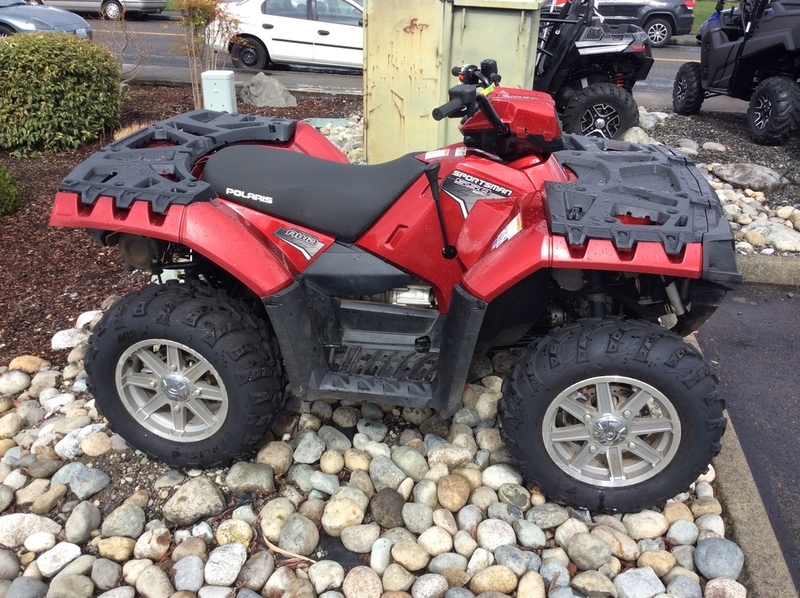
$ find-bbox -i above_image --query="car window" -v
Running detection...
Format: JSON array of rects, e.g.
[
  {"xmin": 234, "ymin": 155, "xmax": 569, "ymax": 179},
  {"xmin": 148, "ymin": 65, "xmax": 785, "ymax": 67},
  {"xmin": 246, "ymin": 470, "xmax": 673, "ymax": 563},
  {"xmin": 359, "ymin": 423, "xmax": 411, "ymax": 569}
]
[
  {"xmin": 316, "ymin": 0, "xmax": 361, "ymax": 25},
  {"xmin": 263, "ymin": 0, "xmax": 308, "ymax": 18}
]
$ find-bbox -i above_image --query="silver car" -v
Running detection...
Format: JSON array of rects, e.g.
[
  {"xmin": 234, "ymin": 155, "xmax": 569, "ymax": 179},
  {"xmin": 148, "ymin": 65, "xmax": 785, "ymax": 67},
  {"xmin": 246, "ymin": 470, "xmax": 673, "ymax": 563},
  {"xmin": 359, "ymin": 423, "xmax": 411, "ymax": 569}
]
[
  {"xmin": 33, "ymin": 0, "xmax": 165, "ymax": 20},
  {"xmin": 0, "ymin": 0, "xmax": 91, "ymax": 37}
]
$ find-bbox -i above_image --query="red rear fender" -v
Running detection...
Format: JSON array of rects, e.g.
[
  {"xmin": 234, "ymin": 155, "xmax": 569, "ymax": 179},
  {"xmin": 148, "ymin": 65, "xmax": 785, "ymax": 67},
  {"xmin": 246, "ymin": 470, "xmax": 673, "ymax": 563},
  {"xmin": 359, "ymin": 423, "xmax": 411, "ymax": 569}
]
[{"xmin": 50, "ymin": 191, "xmax": 293, "ymax": 297}]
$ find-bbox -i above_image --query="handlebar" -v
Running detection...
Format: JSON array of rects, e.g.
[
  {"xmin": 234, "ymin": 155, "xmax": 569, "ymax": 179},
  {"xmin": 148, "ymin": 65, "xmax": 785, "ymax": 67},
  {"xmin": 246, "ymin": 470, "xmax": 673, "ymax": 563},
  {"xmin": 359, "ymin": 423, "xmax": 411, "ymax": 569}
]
[{"xmin": 432, "ymin": 98, "xmax": 466, "ymax": 121}]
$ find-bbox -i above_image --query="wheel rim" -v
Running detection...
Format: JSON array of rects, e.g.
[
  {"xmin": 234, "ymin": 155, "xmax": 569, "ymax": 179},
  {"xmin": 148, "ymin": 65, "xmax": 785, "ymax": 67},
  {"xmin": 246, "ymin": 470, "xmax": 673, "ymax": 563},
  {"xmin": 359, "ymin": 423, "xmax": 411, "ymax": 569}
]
[
  {"xmin": 648, "ymin": 22, "xmax": 668, "ymax": 44},
  {"xmin": 751, "ymin": 92, "xmax": 773, "ymax": 131},
  {"xmin": 675, "ymin": 74, "xmax": 687, "ymax": 104},
  {"xmin": 579, "ymin": 103, "xmax": 622, "ymax": 138},
  {"xmin": 542, "ymin": 375, "xmax": 682, "ymax": 487},
  {"xmin": 115, "ymin": 339, "xmax": 229, "ymax": 442},
  {"xmin": 104, "ymin": 2, "xmax": 121, "ymax": 19},
  {"xmin": 239, "ymin": 44, "xmax": 259, "ymax": 68}
]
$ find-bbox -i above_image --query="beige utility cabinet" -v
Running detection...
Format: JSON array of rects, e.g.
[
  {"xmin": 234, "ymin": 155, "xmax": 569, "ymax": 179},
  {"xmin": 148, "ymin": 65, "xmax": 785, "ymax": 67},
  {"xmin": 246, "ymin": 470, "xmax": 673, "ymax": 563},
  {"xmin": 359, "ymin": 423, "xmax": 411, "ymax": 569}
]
[{"xmin": 364, "ymin": 0, "xmax": 545, "ymax": 163}]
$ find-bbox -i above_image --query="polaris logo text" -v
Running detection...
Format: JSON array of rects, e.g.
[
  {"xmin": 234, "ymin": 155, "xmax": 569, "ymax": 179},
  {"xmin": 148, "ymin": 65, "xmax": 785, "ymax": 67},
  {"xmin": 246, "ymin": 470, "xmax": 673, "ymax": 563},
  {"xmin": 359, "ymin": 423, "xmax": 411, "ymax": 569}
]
[{"xmin": 226, "ymin": 188, "xmax": 273, "ymax": 204}]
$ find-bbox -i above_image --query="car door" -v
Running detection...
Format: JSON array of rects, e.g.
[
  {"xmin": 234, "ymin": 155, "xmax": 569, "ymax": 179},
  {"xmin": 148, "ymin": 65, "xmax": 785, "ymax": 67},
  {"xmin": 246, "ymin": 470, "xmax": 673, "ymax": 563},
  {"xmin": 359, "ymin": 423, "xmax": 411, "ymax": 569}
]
[
  {"xmin": 311, "ymin": 0, "xmax": 363, "ymax": 68},
  {"xmin": 608, "ymin": 0, "xmax": 644, "ymax": 27},
  {"xmin": 41, "ymin": 0, "xmax": 101, "ymax": 15},
  {"xmin": 256, "ymin": 0, "xmax": 317, "ymax": 65},
  {"xmin": 594, "ymin": 0, "xmax": 622, "ymax": 27}
]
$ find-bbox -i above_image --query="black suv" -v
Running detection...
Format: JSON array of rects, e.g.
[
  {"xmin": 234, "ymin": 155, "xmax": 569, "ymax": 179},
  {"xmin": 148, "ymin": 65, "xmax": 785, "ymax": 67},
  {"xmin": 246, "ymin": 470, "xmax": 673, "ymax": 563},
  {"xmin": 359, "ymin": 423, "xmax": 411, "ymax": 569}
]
[{"xmin": 595, "ymin": 0, "xmax": 695, "ymax": 46}]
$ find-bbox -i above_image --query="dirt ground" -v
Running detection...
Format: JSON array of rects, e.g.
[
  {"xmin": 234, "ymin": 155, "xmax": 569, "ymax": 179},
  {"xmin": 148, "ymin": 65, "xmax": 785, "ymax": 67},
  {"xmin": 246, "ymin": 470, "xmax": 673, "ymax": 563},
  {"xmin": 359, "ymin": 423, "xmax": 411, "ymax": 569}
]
[{"xmin": 0, "ymin": 86, "xmax": 361, "ymax": 365}]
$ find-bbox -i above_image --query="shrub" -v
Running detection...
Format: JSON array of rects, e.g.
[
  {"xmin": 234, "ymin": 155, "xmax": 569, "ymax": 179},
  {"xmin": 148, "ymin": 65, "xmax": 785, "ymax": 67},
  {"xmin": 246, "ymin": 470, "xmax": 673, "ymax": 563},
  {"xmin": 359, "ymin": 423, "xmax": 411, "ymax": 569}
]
[
  {"xmin": 0, "ymin": 33, "xmax": 121, "ymax": 156},
  {"xmin": 0, "ymin": 164, "xmax": 19, "ymax": 216}
]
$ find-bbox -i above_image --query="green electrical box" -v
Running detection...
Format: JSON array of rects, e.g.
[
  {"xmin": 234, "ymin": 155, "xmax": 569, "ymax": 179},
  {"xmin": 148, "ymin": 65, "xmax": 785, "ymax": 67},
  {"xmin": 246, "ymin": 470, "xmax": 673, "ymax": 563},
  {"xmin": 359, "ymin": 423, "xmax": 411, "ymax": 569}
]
[{"xmin": 364, "ymin": 0, "xmax": 545, "ymax": 163}]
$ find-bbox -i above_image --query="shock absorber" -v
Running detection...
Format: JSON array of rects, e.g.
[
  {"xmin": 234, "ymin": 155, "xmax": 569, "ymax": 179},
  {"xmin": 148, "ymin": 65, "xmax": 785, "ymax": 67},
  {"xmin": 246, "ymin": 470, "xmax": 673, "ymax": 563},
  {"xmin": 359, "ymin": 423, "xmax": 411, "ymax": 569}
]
[{"xmin": 585, "ymin": 271, "xmax": 607, "ymax": 318}]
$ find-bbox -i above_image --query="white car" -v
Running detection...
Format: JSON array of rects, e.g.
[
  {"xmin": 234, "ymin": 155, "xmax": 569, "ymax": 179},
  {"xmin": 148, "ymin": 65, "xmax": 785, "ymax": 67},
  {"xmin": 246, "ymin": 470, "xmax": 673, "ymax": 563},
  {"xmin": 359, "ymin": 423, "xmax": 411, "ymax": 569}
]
[{"xmin": 212, "ymin": 0, "xmax": 363, "ymax": 70}]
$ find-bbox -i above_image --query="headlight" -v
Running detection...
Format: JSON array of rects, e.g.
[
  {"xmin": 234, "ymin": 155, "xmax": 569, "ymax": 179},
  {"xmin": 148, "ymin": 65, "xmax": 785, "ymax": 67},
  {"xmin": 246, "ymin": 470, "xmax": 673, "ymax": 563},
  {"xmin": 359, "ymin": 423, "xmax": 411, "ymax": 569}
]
[{"xmin": 26, "ymin": 18, "xmax": 55, "ymax": 31}]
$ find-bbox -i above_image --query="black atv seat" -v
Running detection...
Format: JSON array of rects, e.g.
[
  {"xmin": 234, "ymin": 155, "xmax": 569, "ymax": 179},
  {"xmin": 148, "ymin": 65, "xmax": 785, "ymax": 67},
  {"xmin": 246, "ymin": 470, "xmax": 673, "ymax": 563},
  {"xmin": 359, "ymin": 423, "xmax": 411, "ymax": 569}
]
[{"xmin": 202, "ymin": 144, "xmax": 428, "ymax": 242}]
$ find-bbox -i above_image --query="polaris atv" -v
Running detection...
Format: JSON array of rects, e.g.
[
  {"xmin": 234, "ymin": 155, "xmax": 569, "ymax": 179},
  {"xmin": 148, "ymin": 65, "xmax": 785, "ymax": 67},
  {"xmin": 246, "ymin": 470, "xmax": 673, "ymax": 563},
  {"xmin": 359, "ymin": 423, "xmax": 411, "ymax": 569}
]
[
  {"xmin": 536, "ymin": 0, "xmax": 654, "ymax": 139},
  {"xmin": 673, "ymin": 0, "xmax": 800, "ymax": 144},
  {"xmin": 50, "ymin": 61, "xmax": 738, "ymax": 513}
]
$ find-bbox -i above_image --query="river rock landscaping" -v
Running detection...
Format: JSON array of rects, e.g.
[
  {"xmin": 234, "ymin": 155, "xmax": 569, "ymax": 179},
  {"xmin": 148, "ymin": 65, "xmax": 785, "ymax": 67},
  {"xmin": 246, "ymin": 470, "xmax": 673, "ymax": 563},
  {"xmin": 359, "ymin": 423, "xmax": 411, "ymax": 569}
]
[
  {"xmin": 0, "ymin": 321, "xmax": 747, "ymax": 598},
  {"xmin": 0, "ymin": 82, "xmax": 796, "ymax": 598}
]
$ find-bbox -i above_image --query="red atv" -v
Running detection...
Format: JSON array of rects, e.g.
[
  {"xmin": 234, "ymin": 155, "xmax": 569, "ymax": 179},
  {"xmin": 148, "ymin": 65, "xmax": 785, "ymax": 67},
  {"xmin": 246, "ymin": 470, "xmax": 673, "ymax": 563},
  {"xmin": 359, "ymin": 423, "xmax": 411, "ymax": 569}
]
[{"xmin": 50, "ymin": 61, "xmax": 739, "ymax": 512}]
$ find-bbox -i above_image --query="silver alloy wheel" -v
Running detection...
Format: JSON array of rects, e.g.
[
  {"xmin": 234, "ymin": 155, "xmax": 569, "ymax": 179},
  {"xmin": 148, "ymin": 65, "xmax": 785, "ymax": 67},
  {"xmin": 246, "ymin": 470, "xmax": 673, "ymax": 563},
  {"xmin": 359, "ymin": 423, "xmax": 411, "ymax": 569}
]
[
  {"xmin": 103, "ymin": 0, "xmax": 122, "ymax": 19},
  {"xmin": 115, "ymin": 339, "xmax": 228, "ymax": 442},
  {"xmin": 647, "ymin": 22, "xmax": 669, "ymax": 45},
  {"xmin": 751, "ymin": 93, "xmax": 773, "ymax": 130},
  {"xmin": 579, "ymin": 103, "xmax": 621, "ymax": 138},
  {"xmin": 542, "ymin": 375, "xmax": 681, "ymax": 487}
]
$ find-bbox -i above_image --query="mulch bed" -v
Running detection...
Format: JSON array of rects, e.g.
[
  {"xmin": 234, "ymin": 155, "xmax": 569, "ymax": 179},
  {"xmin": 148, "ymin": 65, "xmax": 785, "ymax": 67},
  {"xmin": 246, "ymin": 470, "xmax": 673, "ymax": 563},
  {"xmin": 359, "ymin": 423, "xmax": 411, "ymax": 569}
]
[{"xmin": 0, "ymin": 86, "xmax": 361, "ymax": 365}]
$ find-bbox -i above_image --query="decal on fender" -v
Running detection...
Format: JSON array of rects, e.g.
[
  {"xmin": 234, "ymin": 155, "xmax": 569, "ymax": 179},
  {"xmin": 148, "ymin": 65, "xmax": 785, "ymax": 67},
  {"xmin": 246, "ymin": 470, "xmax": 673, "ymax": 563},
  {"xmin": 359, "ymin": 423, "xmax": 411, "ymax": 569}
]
[
  {"xmin": 441, "ymin": 170, "xmax": 513, "ymax": 218},
  {"xmin": 275, "ymin": 228, "xmax": 325, "ymax": 260}
]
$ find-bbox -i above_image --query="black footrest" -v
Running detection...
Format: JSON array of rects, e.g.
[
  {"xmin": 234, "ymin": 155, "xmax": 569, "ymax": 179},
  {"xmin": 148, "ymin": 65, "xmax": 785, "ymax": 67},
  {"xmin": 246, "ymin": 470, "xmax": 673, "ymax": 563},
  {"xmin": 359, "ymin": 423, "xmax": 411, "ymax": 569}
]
[{"xmin": 328, "ymin": 345, "xmax": 438, "ymax": 382}]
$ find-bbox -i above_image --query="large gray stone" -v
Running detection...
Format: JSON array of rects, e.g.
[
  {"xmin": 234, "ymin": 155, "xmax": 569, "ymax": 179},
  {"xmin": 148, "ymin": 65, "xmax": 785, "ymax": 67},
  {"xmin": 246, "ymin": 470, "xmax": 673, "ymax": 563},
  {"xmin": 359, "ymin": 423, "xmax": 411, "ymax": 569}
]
[
  {"xmin": 240, "ymin": 73, "xmax": 297, "ymax": 108},
  {"xmin": 694, "ymin": 537, "xmax": 745, "ymax": 580},
  {"xmin": 712, "ymin": 163, "xmax": 787, "ymax": 193}
]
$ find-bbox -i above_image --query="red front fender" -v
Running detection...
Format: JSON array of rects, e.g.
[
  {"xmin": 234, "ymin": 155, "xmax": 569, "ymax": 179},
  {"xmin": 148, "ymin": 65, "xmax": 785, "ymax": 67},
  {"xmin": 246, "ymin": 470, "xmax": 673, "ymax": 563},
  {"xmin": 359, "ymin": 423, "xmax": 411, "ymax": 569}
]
[
  {"xmin": 461, "ymin": 226, "xmax": 704, "ymax": 303},
  {"xmin": 50, "ymin": 192, "xmax": 293, "ymax": 297}
]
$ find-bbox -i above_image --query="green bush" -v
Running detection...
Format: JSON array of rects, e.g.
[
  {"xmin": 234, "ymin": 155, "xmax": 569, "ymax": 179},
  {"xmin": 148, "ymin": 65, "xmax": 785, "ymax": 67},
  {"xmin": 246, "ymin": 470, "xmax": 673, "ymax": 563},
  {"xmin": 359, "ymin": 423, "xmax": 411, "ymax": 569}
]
[
  {"xmin": 0, "ymin": 33, "xmax": 121, "ymax": 156},
  {"xmin": 0, "ymin": 164, "xmax": 19, "ymax": 216}
]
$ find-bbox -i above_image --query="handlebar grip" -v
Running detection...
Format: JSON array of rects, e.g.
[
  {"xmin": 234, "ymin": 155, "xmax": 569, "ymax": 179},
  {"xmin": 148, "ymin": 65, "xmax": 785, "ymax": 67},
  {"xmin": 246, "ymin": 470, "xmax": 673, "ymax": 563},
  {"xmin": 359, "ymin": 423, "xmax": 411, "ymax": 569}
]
[{"xmin": 432, "ymin": 98, "xmax": 465, "ymax": 121}]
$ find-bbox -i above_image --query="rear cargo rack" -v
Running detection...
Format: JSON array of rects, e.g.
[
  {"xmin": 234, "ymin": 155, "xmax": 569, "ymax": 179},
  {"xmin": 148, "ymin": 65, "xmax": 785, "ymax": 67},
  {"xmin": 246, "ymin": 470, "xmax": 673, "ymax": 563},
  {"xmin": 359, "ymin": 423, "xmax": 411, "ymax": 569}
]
[{"xmin": 59, "ymin": 110, "xmax": 296, "ymax": 214}]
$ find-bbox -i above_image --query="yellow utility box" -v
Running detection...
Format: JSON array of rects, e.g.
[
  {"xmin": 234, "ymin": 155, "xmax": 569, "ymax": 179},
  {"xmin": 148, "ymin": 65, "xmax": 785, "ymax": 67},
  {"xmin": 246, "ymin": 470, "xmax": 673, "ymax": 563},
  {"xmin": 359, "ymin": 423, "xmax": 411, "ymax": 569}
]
[{"xmin": 364, "ymin": 0, "xmax": 545, "ymax": 163}]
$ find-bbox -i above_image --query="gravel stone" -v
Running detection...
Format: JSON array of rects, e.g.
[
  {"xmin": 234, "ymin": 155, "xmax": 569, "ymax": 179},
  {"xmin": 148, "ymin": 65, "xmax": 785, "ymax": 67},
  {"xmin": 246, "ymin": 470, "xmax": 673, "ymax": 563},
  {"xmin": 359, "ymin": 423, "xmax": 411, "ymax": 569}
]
[
  {"xmin": 526, "ymin": 503, "xmax": 569, "ymax": 529},
  {"xmin": 278, "ymin": 513, "xmax": 319, "ymax": 556},
  {"xmin": 694, "ymin": 537, "xmax": 745, "ymax": 580},
  {"xmin": 403, "ymin": 502, "xmax": 434, "ymax": 534},
  {"xmin": 342, "ymin": 565, "xmax": 382, "ymax": 598},
  {"xmin": 204, "ymin": 542, "xmax": 247, "ymax": 586},
  {"xmin": 613, "ymin": 566, "xmax": 666, "ymax": 598},
  {"xmin": 162, "ymin": 477, "xmax": 226, "ymax": 526}
]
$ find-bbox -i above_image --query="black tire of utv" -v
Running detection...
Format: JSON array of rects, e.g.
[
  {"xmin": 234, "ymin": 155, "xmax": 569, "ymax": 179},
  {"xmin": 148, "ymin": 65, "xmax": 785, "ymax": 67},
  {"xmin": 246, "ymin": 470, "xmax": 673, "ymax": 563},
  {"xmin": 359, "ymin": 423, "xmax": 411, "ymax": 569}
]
[
  {"xmin": 747, "ymin": 76, "xmax": 800, "ymax": 146},
  {"xmin": 644, "ymin": 17, "xmax": 672, "ymax": 47},
  {"xmin": 498, "ymin": 319, "xmax": 726, "ymax": 513},
  {"xmin": 0, "ymin": 24, "xmax": 15, "ymax": 36},
  {"xmin": 561, "ymin": 83, "xmax": 639, "ymax": 140},
  {"xmin": 672, "ymin": 62, "xmax": 704, "ymax": 115},
  {"xmin": 230, "ymin": 39, "xmax": 269, "ymax": 70},
  {"xmin": 86, "ymin": 281, "xmax": 285, "ymax": 469}
]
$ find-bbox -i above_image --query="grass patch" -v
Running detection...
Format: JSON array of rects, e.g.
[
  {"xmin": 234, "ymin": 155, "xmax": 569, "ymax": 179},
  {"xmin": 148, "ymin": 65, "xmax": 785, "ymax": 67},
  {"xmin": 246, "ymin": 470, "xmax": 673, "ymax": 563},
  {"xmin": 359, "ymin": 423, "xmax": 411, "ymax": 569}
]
[
  {"xmin": 692, "ymin": 0, "xmax": 718, "ymax": 34},
  {"xmin": 165, "ymin": 0, "xmax": 178, "ymax": 10}
]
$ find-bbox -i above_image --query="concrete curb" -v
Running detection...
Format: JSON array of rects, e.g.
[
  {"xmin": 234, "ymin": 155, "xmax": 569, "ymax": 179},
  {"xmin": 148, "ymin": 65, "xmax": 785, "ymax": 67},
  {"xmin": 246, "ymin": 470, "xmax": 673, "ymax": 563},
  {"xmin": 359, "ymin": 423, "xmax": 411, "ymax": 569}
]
[
  {"xmin": 737, "ymin": 254, "xmax": 800, "ymax": 286},
  {"xmin": 713, "ymin": 415, "xmax": 799, "ymax": 598}
]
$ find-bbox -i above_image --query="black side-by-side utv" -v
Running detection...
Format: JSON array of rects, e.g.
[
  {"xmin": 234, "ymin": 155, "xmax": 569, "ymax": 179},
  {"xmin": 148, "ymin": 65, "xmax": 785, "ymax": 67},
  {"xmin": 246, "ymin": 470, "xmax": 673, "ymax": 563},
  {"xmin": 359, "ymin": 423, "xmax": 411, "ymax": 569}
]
[{"xmin": 673, "ymin": 0, "xmax": 800, "ymax": 144}]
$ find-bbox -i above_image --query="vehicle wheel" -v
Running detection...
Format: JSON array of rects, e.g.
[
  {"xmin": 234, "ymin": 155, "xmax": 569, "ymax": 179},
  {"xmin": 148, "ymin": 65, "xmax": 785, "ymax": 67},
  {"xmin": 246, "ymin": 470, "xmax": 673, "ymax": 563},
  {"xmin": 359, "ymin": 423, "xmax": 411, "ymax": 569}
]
[
  {"xmin": 747, "ymin": 76, "xmax": 800, "ymax": 146},
  {"xmin": 498, "ymin": 319, "xmax": 726, "ymax": 512},
  {"xmin": 101, "ymin": 0, "xmax": 123, "ymax": 20},
  {"xmin": 230, "ymin": 38, "xmax": 269, "ymax": 70},
  {"xmin": 0, "ymin": 24, "xmax": 14, "ymax": 36},
  {"xmin": 561, "ymin": 82, "xmax": 639, "ymax": 139},
  {"xmin": 26, "ymin": 0, "xmax": 43, "ymax": 4},
  {"xmin": 644, "ymin": 17, "xmax": 672, "ymax": 47},
  {"xmin": 85, "ymin": 281, "xmax": 285, "ymax": 468},
  {"xmin": 672, "ymin": 62, "xmax": 704, "ymax": 115}
]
